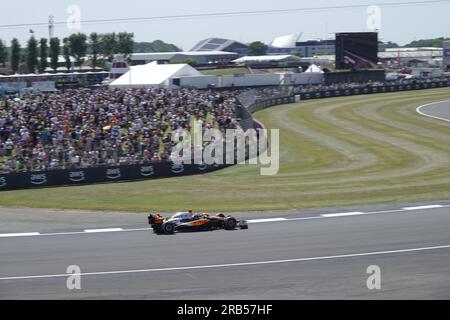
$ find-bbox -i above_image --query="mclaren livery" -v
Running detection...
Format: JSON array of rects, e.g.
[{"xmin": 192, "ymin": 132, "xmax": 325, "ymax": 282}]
[{"xmin": 148, "ymin": 211, "xmax": 248, "ymax": 234}]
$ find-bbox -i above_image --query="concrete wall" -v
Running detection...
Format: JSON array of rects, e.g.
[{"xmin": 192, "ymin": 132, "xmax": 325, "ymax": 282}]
[
  {"xmin": 179, "ymin": 75, "xmax": 220, "ymax": 89},
  {"xmin": 178, "ymin": 72, "xmax": 323, "ymax": 89},
  {"xmin": 280, "ymin": 72, "xmax": 323, "ymax": 85},
  {"xmin": 411, "ymin": 68, "xmax": 443, "ymax": 78},
  {"xmin": 221, "ymin": 74, "xmax": 281, "ymax": 87},
  {"xmin": 324, "ymin": 70, "xmax": 386, "ymax": 85}
]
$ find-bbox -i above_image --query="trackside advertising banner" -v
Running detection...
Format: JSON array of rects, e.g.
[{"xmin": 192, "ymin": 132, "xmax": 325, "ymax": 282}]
[
  {"xmin": 0, "ymin": 163, "xmax": 227, "ymax": 191},
  {"xmin": 297, "ymin": 81, "xmax": 450, "ymax": 101}
]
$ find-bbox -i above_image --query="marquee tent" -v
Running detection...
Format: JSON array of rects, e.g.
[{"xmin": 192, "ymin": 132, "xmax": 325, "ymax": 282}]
[{"xmin": 109, "ymin": 61, "xmax": 202, "ymax": 88}]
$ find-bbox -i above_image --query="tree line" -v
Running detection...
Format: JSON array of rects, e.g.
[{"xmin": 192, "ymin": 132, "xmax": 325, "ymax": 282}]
[{"xmin": 0, "ymin": 32, "xmax": 134, "ymax": 74}]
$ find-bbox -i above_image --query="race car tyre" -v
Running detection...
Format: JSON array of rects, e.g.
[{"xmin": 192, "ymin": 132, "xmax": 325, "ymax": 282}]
[
  {"xmin": 224, "ymin": 217, "xmax": 237, "ymax": 230},
  {"xmin": 162, "ymin": 222, "xmax": 175, "ymax": 234}
]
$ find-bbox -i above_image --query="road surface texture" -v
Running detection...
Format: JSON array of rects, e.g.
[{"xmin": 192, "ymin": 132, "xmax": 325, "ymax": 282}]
[{"xmin": 1, "ymin": 204, "xmax": 449, "ymax": 299}]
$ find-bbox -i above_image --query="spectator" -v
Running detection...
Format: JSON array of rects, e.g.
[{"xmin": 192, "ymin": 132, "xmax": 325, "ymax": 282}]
[{"xmin": 0, "ymin": 87, "xmax": 240, "ymax": 173}]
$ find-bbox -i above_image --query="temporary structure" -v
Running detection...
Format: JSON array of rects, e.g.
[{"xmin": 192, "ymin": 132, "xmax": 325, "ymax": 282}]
[
  {"xmin": 109, "ymin": 61, "xmax": 202, "ymax": 88},
  {"xmin": 305, "ymin": 64, "xmax": 324, "ymax": 73}
]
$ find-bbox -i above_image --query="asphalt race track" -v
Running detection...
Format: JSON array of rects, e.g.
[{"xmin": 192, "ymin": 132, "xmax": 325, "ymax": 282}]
[
  {"xmin": 1, "ymin": 204, "xmax": 450, "ymax": 299},
  {"xmin": 417, "ymin": 99, "xmax": 450, "ymax": 123}
]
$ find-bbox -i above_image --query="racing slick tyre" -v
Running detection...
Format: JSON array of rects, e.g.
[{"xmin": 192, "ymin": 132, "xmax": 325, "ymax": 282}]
[
  {"xmin": 161, "ymin": 222, "xmax": 175, "ymax": 234},
  {"xmin": 223, "ymin": 217, "xmax": 237, "ymax": 230}
]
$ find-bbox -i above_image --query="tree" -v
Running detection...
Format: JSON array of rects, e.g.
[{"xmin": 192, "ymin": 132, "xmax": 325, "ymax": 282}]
[
  {"xmin": 11, "ymin": 38, "xmax": 21, "ymax": 73},
  {"xmin": 0, "ymin": 39, "xmax": 7, "ymax": 67},
  {"xmin": 384, "ymin": 41, "xmax": 399, "ymax": 48},
  {"xmin": 63, "ymin": 37, "xmax": 72, "ymax": 71},
  {"xmin": 247, "ymin": 41, "xmax": 268, "ymax": 56},
  {"xmin": 39, "ymin": 38, "xmax": 48, "ymax": 73},
  {"xmin": 68, "ymin": 33, "xmax": 88, "ymax": 69},
  {"xmin": 117, "ymin": 32, "xmax": 134, "ymax": 57},
  {"xmin": 99, "ymin": 33, "xmax": 117, "ymax": 61},
  {"xmin": 49, "ymin": 37, "xmax": 61, "ymax": 72},
  {"xmin": 133, "ymin": 40, "xmax": 180, "ymax": 53},
  {"xmin": 26, "ymin": 36, "xmax": 39, "ymax": 73},
  {"xmin": 405, "ymin": 37, "xmax": 449, "ymax": 48},
  {"xmin": 89, "ymin": 33, "xmax": 100, "ymax": 70}
]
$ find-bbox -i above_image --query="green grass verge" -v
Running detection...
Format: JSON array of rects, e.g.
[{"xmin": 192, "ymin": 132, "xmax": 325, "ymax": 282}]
[{"xmin": 1, "ymin": 88, "xmax": 449, "ymax": 213}]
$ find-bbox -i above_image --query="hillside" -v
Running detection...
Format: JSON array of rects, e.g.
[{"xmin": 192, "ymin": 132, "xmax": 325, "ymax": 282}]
[{"xmin": 133, "ymin": 40, "xmax": 180, "ymax": 53}]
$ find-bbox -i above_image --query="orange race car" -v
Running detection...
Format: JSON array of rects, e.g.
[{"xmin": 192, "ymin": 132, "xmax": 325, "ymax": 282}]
[{"xmin": 148, "ymin": 211, "xmax": 248, "ymax": 234}]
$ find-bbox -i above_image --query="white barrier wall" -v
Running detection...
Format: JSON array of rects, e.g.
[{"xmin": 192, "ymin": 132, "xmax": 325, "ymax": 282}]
[
  {"xmin": 178, "ymin": 72, "xmax": 323, "ymax": 89},
  {"xmin": 221, "ymin": 74, "xmax": 281, "ymax": 87},
  {"xmin": 179, "ymin": 75, "xmax": 220, "ymax": 89},
  {"xmin": 281, "ymin": 73, "xmax": 323, "ymax": 85},
  {"xmin": 31, "ymin": 81, "xmax": 57, "ymax": 92}
]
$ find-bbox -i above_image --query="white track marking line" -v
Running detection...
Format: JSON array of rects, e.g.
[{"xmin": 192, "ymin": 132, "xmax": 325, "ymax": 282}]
[
  {"xmin": 120, "ymin": 227, "xmax": 152, "ymax": 232},
  {"xmin": 39, "ymin": 231, "xmax": 90, "ymax": 236},
  {"xmin": 361, "ymin": 209, "xmax": 410, "ymax": 215},
  {"xmin": 1, "ymin": 204, "xmax": 448, "ymax": 238},
  {"xmin": 416, "ymin": 100, "xmax": 450, "ymax": 123},
  {"xmin": 247, "ymin": 218, "xmax": 287, "ymax": 223},
  {"xmin": 1, "ymin": 244, "xmax": 449, "ymax": 281},
  {"xmin": 0, "ymin": 232, "xmax": 40, "ymax": 238},
  {"xmin": 280, "ymin": 216, "xmax": 322, "ymax": 222},
  {"xmin": 84, "ymin": 228, "xmax": 123, "ymax": 233},
  {"xmin": 321, "ymin": 212, "xmax": 366, "ymax": 218},
  {"xmin": 32, "ymin": 228, "xmax": 152, "ymax": 237},
  {"xmin": 403, "ymin": 205, "xmax": 444, "ymax": 211}
]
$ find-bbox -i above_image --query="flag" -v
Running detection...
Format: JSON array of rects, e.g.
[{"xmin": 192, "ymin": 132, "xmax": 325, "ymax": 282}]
[{"xmin": 159, "ymin": 137, "xmax": 165, "ymax": 155}]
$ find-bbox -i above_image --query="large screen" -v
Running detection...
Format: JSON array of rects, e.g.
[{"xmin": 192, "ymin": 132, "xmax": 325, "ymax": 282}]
[{"xmin": 335, "ymin": 32, "xmax": 378, "ymax": 70}]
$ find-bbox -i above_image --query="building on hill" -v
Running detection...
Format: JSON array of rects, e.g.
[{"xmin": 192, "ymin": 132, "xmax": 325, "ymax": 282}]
[
  {"xmin": 191, "ymin": 38, "xmax": 249, "ymax": 55},
  {"xmin": 271, "ymin": 33, "xmax": 303, "ymax": 48}
]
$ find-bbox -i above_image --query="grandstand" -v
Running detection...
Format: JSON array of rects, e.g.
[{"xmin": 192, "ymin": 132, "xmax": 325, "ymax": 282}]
[{"xmin": 0, "ymin": 87, "xmax": 239, "ymax": 174}]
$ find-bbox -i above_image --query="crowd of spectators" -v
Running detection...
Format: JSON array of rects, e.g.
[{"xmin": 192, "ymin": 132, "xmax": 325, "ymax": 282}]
[
  {"xmin": 0, "ymin": 88, "xmax": 239, "ymax": 173},
  {"xmin": 1, "ymin": 75, "xmax": 449, "ymax": 174}
]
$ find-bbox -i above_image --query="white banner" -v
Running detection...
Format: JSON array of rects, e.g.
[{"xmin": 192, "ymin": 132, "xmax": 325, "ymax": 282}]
[{"xmin": 31, "ymin": 81, "xmax": 56, "ymax": 92}]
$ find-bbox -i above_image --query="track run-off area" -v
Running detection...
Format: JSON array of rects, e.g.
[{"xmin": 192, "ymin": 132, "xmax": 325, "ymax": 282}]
[{"xmin": 0, "ymin": 88, "xmax": 449, "ymax": 212}]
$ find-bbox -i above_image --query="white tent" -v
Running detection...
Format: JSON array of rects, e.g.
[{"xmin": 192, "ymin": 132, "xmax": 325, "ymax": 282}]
[
  {"xmin": 233, "ymin": 55, "xmax": 302, "ymax": 64},
  {"xmin": 109, "ymin": 61, "xmax": 202, "ymax": 88},
  {"xmin": 271, "ymin": 33, "xmax": 302, "ymax": 48},
  {"xmin": 305, "ymin": 64, "xmax": 324, "ymax": 73}
]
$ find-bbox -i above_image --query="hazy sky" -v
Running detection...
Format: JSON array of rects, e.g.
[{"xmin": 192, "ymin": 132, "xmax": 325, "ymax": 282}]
[{"xmin": 0, "ymin": 0, "xmax": 449, "ymax": 49}]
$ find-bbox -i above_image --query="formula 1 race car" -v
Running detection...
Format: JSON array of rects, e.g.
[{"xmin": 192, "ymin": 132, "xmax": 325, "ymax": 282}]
[{"xmin": 148, "ymin": 211, "xmax": 248, "ymax": 234}]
